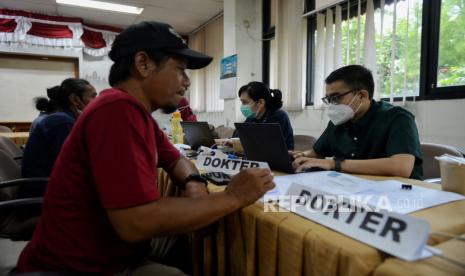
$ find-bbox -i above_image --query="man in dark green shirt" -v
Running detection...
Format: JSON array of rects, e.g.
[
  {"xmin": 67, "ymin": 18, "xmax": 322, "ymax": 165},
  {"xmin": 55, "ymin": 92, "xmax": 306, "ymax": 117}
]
[{"xmin": 293, "ymin": 65, "xmax": 423, "ymax": 179}]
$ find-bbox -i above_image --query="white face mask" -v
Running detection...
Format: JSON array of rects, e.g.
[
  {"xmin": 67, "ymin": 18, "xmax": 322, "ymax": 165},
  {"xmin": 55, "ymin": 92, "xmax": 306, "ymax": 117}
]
[{"xmin": 326, "ymin": 93, "xmax": 361, "ymax": 125}]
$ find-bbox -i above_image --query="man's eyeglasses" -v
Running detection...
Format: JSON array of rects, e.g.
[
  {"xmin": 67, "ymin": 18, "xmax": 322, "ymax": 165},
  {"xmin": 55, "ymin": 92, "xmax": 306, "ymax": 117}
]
[{"xmin": 321, "ymin": 88, "xmax": 359, "ymax": 105}]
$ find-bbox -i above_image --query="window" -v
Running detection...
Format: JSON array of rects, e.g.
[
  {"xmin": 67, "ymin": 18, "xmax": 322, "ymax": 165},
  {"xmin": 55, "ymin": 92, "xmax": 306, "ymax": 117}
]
[
  {"xmin": 262, "ymin": 0, "xmax": 276, "ymax": 87},
  {"xmin": 437, "ymin": 0, "xmax": 465, "ymax": 87},
  {"xmin": 304, "ymin": 0, "xmax": 465, "ymax": 104}
]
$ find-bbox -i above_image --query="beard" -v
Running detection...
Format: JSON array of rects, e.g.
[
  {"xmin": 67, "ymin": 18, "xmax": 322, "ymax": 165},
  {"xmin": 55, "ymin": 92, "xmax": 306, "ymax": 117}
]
[{"xmin": 161, "ymin": 103, "xmax": 179, "ymax": 114}]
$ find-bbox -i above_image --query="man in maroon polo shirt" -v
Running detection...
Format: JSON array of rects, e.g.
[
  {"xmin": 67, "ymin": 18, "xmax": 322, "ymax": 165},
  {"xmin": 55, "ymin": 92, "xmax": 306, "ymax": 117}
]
[{"xmin": 17, "ymin": 21, "xmax": 274, "ymax": 275}]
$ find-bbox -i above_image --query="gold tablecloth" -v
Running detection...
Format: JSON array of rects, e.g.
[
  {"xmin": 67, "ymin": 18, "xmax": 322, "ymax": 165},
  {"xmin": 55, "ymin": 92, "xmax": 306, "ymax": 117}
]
[
  {"xmin": 373, "ymin": 235, "xmax": 465, "ymax": 276},
  {"xmin": 0, "ymin": 132, "xmax": 29, "ymax": 147},
  {"xmin": 157, "ymin": 170, "xmax": 465, "ymax": 276}
]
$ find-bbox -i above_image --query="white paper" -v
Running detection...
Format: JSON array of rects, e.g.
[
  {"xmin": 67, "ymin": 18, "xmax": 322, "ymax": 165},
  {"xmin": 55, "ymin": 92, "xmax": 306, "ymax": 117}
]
[{"xmin": 269, "ymin": 171, "xmax": 465, "ymax": 214}]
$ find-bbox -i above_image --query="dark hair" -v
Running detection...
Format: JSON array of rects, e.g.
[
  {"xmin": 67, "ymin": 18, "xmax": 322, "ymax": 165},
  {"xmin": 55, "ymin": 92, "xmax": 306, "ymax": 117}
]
[
  {"xmin": 46, "ymin": 78, "xmax": 91, "ymax": 109},
  {"xmin": 238, "ymin": 81, "xmax": 283, "ymax": 111},
  {"xmin": 325, "ymin": 65, "xmax": 375, "ymax": 99},
  {"xmin": 34, "ymin": 96, "xmax": 56, "ymax": 114},
  {"xmin": 108, "ymin": 50, "xmax": 173, "ymax": 86}
]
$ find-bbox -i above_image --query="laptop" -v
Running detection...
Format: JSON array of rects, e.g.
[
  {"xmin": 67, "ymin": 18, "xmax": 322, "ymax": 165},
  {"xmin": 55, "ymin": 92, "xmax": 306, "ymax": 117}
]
[
  {"xmin": 180, "ymin": 121, "xmax": 216, "ymax": 150},
  {"xmin": 234, "ymin": 123, "xmax": 326, "ymax": 174}
]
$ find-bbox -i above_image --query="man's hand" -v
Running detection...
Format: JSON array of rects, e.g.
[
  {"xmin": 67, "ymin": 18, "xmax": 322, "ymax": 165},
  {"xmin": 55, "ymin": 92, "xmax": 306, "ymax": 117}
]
[
  {"xmin": 225, "ymin": 168, "xmax": 275, "ymax": 207},
  {"xmin": 292, "ymin": 157, "xmax": 335, "ymax": 172},
  {"xmin": 182, "ymin": 181, "xmax": 208, "ymax": 198}
]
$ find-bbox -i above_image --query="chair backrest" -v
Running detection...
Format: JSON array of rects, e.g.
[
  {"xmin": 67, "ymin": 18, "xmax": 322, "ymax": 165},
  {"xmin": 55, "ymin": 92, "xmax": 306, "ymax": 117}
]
[
  {"xmin": 215, "ymin": 125, "xmax": 235, "ymax": 139},
  {"xmin": 0, "ymin": 149, "xmax": 21, "ymax": 182},
  {"xmin": 293, "ymin": 135, "xmax": 317, "ymax": 151},
  {"xmin": 0, "ymin": 198, "xmax": 43, "ymax": 241},
  {"xmin": 0, "ymin": 125, "xmax": 12, "ymax": 133},
  {"xmin": 421, "ymin": 142, "xmax": 463, "ymax": 179},
  {"xmin": 0, "ymin": 136, "xmax": 23, "ymax": 158},
  {"xmin": 0, "ymin": 149, "xmax": 21, "ymax": 203}
]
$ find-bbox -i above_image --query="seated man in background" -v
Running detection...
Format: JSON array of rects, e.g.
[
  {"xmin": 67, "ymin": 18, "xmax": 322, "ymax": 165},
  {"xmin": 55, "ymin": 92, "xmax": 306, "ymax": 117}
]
[
  {"xmin": 17, "ymin": 21, "xmax": 274, "ymax": 275},
  {"xmin": 177, "ymin": 71, "xmax": 197, "ymax": 121},
  {"xmin": 292, "ymin": 65, "xmax": 423, "ymax": 179}
]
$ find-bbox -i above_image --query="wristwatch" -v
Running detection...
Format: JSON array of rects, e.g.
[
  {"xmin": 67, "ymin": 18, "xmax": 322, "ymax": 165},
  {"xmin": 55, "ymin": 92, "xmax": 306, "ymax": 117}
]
[
  {"xmin": 179, "ymin": 174, "xmax": 208, "ymax": 189},
  {"xmin": 333, "ymin": 157, "xmax": 345, "ymax": 172}
]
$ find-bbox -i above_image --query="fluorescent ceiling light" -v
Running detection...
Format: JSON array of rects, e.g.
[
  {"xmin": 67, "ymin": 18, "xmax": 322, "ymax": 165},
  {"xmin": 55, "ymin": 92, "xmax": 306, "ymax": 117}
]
[{"xmin": 56, "ymin": 0, "xmax": 144, "ymax": 14}]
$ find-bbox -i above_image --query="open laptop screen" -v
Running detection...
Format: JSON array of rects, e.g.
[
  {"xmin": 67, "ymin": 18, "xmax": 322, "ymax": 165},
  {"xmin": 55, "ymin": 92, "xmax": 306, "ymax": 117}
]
[
  {"xmin": 180, "ymin": 121, "xmax": 215, "ymax": 150},
  {"xmin": 234, "ymin": 123, "xmax": 294, "ymax": 173}
]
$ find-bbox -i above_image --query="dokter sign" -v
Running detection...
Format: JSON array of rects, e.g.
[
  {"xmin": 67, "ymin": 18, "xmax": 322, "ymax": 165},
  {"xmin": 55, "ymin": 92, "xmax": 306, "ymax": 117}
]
[
  {"xmin": 268, "ymin": 183, "xmax": 430, "ymax": 261},
  {"xmin": 196, "ymin": 155, "xmax": 270, "ymax": 175}
]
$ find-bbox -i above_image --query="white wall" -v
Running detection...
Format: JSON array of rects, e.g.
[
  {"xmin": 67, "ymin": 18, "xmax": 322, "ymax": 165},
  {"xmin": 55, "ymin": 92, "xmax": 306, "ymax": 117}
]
[
  {"xmin": 404, "ymin": 100, "xmax": 465, "ymax": 151},
  {"xmin": 193, "ymin": 0, "xmax": 262, "ymax": 128},
  {"xmin": 80, "ymin": 54, "xmax": 113, "ymax": 94},
  {"xmin": 0, "ymin": 55, "xmax": 76, "ymax": 121},
  {"xmin": 0, "ymin": 44, "xmax": 112, "ymax": 122}
]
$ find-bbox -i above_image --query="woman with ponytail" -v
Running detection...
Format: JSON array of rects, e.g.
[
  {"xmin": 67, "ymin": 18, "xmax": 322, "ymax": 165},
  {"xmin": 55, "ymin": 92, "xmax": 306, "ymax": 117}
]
[
  {"xmin": 22, "ymin": 78, "xmax": 97, "ymax": 177},
  {"xmin": 30, "ymin": 96, "xmax": 57, "ymax": 133},
  {"xmin": 233, "ymin": 81, "xmax": 294, "ymax": 150}
]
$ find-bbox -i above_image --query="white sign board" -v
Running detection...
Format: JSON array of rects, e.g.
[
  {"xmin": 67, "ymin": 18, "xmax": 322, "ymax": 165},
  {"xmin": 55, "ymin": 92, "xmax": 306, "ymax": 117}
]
[
  {"xmin": 279, "ymin": 183, "xmax": 430, "ymax": 261},
  {"xmin": 196, "ymin": 155, "xmax": 269, "ymax": 175}
]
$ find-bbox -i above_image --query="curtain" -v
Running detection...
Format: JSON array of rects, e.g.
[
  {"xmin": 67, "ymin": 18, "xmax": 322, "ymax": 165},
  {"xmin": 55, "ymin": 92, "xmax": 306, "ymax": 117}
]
[
  {"xmin": 81, "ymin": 28, "xmax": 106, "ymax": 49},
  {"xmin": 334, "ymin": 5, "xmax": 343, "ymax": 69},
  {"xmin": 311, "ymin": 1, "xmax": 379, "ymax": 106},
  {"xmin": 82, "ymin": 25, "xmax": 120, "ymax": 57},
  {"xmin": 275, "ymin": 0, "xmax": 305, "ymax": 110},
  {"xmin": 0, "ymin": 8, "xmax": 120, "ymax": 56},
  {"xmin": 364, "ymin": 0, "xmax": 378, "ymax": 99},
  {"xmin": 308, "ymin": 0, "xmax": 422, "ymax": 103},
  {"xmin": 313, "ymin": 13, "xmax": 327, "ymax": 107},
  {"xmin": 188, "ymin": 16, "xmax": 224, "ymax": 113},
  {"xmin": 0, "ymin": 18, "xmax": 16, "ymax": 32},
  {"xmin": 27, "ymin": 22, "xmax": 73, "ymax": 38},
  {"xmin": 324, "ymin": 8, "xmax": 334, "ymax": 78},
  {"xmin": 188, "ymin": 28, "xmax": 206, "ymax": 112},
  {"xmin": 204, "ymin": 17, "xmax": 224, "ymax": 112}
]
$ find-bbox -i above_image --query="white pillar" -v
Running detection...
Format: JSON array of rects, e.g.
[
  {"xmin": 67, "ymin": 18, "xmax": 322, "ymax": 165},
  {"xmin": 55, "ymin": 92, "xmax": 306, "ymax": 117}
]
[{"xmin": 223, "ymin": 0, "xmax": 262, "ymax": 127}]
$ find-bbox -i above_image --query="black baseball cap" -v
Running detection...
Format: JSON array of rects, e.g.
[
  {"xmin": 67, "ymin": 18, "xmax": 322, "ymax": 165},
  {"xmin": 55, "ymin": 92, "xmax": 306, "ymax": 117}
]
[{"xmin": 109, "ymin": 21, "xmax": 213, "ymax": 69}]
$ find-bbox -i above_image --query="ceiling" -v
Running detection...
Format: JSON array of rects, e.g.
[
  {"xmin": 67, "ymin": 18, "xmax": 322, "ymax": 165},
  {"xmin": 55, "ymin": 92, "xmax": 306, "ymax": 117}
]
[{"xmin": 0, "ymin": 0, "xmax": 223, "ymax": 34}]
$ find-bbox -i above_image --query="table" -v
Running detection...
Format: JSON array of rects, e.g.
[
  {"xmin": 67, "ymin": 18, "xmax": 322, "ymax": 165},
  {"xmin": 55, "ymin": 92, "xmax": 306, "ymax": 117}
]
[
  {"xmin": 0, "ymin": 122, "xmax": 31, "ymax": 132},
  {"xmin": 373, "ymin": 235, "xmax": 465, "ymax": 276},
  {"xmin": 0, "ymin": 132, "xmax": 29, "ymax": 147},
  {"xmin": 157, "ymin": 170, "xmax": 465, "ymax": 276}
]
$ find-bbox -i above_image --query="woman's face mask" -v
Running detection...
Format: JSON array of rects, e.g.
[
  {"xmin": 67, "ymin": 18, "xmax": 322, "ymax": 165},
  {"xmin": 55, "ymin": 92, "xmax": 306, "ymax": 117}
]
[
  {"xmin": 326, "ymin": 92, "xmax": 362, "ymax": 125},
  {"xmin": 240, "ymin": 104, "xmax": 256, "ymax": 118}
]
